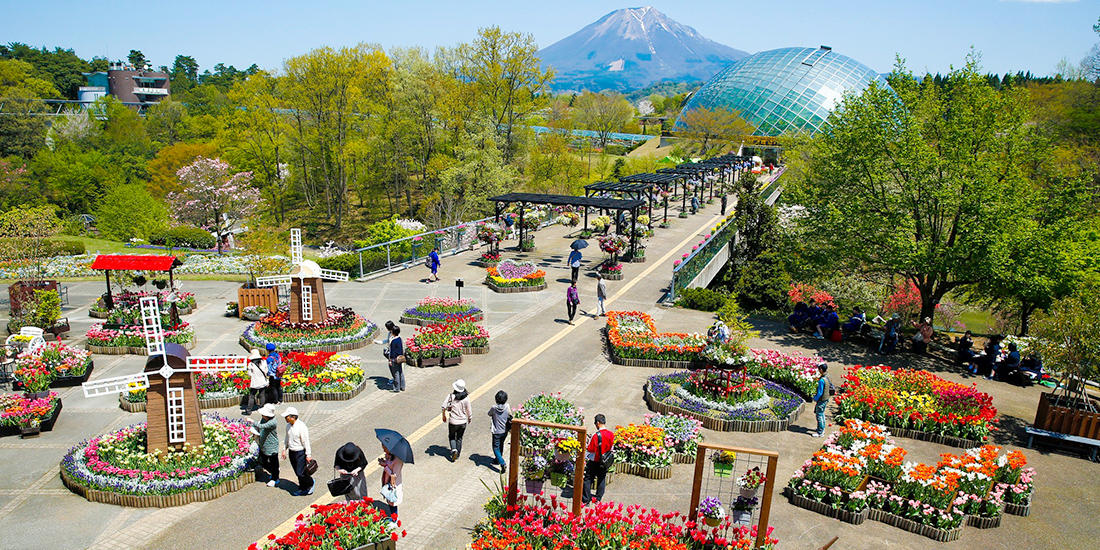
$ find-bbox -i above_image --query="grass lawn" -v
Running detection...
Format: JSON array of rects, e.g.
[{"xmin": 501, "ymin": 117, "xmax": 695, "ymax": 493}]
[
  {"xmin": 53, "ymin": 236, "xmax": 226, "ymax": 256},
  {"xmin": 957, "ymin": 310, "xmax": 995, "ymax": 335}
]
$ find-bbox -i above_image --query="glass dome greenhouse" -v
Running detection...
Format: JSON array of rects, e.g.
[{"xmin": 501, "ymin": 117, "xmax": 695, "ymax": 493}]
[{"xmin": 677, "ymin": 46, "xmax": 888, "ymax": 137}]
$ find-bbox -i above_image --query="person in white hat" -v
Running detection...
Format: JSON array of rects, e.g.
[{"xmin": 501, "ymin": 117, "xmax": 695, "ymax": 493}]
[
  {"xmin": 253, "ymin": 403, "xmax": 280, "ymax": 486},
  {"xmin": 441, "ymin": 379, "xmax": 472, "ymax": 462},
  {"xmin": 281, "ymin": 406, "xmax": 313, "ymax": 496},
  {"xmin": 244, "ymin": 348, "xmax": 269, "ymax": 415}
]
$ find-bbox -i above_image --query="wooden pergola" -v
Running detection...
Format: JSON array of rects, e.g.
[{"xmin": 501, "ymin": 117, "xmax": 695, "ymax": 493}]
[{"xmin": 489, "ymin": 193, "xmax": 646, "ymax": 256}]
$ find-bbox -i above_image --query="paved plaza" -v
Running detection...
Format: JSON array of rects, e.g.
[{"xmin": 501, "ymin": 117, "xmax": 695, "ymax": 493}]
[{"xmin": 1, "ymin": 195, "xmax": 1097, "ymax": 550}]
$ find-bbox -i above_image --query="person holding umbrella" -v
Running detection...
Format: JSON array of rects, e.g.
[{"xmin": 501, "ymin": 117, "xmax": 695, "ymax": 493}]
[
  {"xmin": 567, "ymin": 246, "xmax": 583, "ymax": 284},
  {"xmin": 375, "ymin": 428, "xmax": 413, "ymax": 518}
]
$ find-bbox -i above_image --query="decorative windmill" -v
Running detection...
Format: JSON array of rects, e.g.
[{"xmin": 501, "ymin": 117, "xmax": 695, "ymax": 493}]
[
  {"xmin": 255, "ymin": 228, "xmax": 349, "ymax": 323},
  {"xmin": 81, "ymin": 297, "xmax": 250, "ymax": 453}
]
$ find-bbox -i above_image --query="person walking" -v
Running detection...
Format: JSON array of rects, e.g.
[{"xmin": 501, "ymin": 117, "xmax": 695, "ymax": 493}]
[
  {"xmin": 566, "ymin": 281, "xmax": 580, "ymax": 325},
  {"xmin": 488, "ymin": 390, "xmax": 510, "ymax": 473},
  {"xmin": 334, "ymin": 442, "xmax": 370, "ymax": 501},
  {"xmin": 595, "ymin": 273, "xmax": 607, "ymax": 317},
  {"xmin": 427, "ymin": 246, "xmax": 441, "ymax": 283},
  {"xmin": 281, "ymin": 406, "xmax": 313, "ymax": 496},
  {"xmin": 253, "ymin": 403, "xmax": 280, "ymax": 487},
  {"xmin": 691, "ymin": 195, "xmax": 699, "ymax": 215},
  {"xmin": 567, "ymin": 248, "xmax": 582, "ymax": 284},
  {"xmin": 442, "ymin": 379, "xmax": 473, "ymax": 461},
  {"xmin": 582, "ymin": 414, "xmax": 615, "ymax": 505},
  {"xmin": 388, "ymin": 325, "xmax": 405, "ymax": 392},
  {"xmin": 244, "ymin": 349, "xmax": 268, "ymax": 415},
  {"xmin": 378, "ymin": 445, "xmax": 404, "ymax": 518},
  {"xmin": 812, "ymin": 363, "xmax": 830, "ymax": 438},
  {"xmin": 265, "ymin": 343, "xmax": 284, "ymax": 405},
  {"xmin": 720, "ymin": 194, "xmax": 728, "ymax": 216}
]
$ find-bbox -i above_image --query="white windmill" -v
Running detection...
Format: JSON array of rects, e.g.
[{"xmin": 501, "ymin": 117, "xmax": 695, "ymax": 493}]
[
  {"xmin": 255, "ymin": 228, "xmax": 349, "ymax": 323},
  {"xmin": 81, "ymin": 297, "xmax": 250, "ymax": 452}
]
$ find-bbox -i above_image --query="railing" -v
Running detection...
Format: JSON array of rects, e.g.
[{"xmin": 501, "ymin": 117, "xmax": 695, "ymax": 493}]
[
  {"xmin": 133, "ymin": 87, "xmax": 169, "ymax": 95},
  {"xmin": 668, "ymin": 173, "xmax": 784, "ymax": 301}
]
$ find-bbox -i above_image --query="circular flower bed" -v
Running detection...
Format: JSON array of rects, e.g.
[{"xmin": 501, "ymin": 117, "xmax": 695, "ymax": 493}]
[
  {"xmin": 485, "ymin": 259, "xmax": 546, "ymax": 291},
  {"xmin": 401, "ymin": 297, "xmax": 483, "ymax": 325},
  {"xmin": 61, "ymin": 415, "xmax": 256, "ymax": 503},
  {"xmin": 253, "ymin": 500, "xmax": 406, "ymax": 550},
  {"xmin": 242, "ymin": 306, "xmax": 376, "ymax": 352},
  {"xmin": 13, "ymin": 342, "xmax": 93, "ymax": 390},
  {"xmin": 647, "ymin": 371, "xmax": 804, "ymax": 432},
  {"xmin": 513, "ymin": 393, "xmax": 584, "ymax": 451}
]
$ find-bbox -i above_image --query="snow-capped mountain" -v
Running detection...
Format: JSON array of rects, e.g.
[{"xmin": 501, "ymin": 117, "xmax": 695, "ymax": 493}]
[{"xmin": 539, "ymin": 6, "xmax": 750, "ymax": 92}]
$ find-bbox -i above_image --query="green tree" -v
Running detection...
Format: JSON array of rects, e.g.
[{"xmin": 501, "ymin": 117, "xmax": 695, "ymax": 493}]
[
  {"xmin": 0, "ymin": 204, "xmax": 61, "ymax": 279},
  {"xmin": 0, "ymin": 43, "xmax": 91, "ymax": 99},
  {"xmin": 30, "ymin": 143, "xmax": 119, "ymax": 213},
  {"xmin": 0, "ymin": 58, "xmax": 58, "ymax": 158},
  {"xmin": 677, "ymin": 107, "xmax": 754, "ymax": 156},
  {"xmin": 128, "ymin": 49, "xmax": 146, "ymax": 69},
  {"xmin": 222, "ymin": 72, "xmax": 290, "ymax": 223},
  {"xmin": 95, "ymin": 183, "xmax": 168, "ymax": 241},
  {"xmin": 144, "ymin": 98, "xmax": 188, "ymax": 146},
  {"xmin": 170, "ymin": 55, "xmax": 200, "ymax": 93},
  {"xmin": 432, "ymin": 117, "xmax": 516, "ymax": 226},
  {"xmin": 1032, "ymin": 290, "xmax": 1100, "ymax": 394},
  {"xmin": 572, "ymin": 91, "xmax": 634, "ymax": 147},
  {"xmin": 788, "ymin": 54, "xmax": 1039, "ymax": 324}
]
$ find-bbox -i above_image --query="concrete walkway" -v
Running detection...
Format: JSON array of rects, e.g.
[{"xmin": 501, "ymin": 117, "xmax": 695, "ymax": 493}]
[{"xmin": 1, "ymin": 192, "xmax": 1097, "ymax": 549}]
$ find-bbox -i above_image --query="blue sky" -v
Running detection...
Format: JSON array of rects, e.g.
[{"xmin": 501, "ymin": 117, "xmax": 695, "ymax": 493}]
[{"xmin": 1, "ymin": 0, "xmax": 1095, "ymax": 77}]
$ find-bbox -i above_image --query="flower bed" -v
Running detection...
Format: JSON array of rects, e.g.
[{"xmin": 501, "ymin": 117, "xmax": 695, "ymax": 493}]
[
  {"xmin": 612, "ymin": 423, "xmax": 673, "ymax": 479},
  {"xmin": 86, "ymin": 323, "xmax": 195, "ymax": 353},
  {"xmin": 12, "ymin": 343, "xmax": 93, "ymax": 390},
  {"xmin": 400, "ymin": 297, "xmax": 484, "ymax": 325},
  {"xmin": 471, "ymin": 495, "xmax": 778, "ymax": 550},
  {"xmin": 60, "ymin": 415, "xmax": 256, "ymax": 506},
  {"xmin": 834, "ymin": 365, "xmax": 997, "ymax": 446},
  {"xmin": 597, "ymin": 261, "xmax": 623, "ymax": 280},
  {"xmin": 644, "ymin": 413, "xmax": 703, "ymax": 463},
  {"xmin": 0, "ymin": 392, "xmax": 63, "ymax": 436},
  {"xmin": 513, "ymin": 393, "xmax": 584, "ymax": 451},
  {"xmin": 253, "ymin": 500, "xmax": 404, "ymax": 550},
  {"xmin": 485, "ymin": 260, "xmax": 546, "ymax": 292},
  {"xmin": 404, "ymin": 315, "xmax": 489, "ymax": 368},
  {"xmin": 645, "ymin": 371, "xmax": 804, "ymax": 432},
  {"xmin": 122, "ymin": 353, "xmax": 365, "ymax": 410},
  {"xmin": 91, "ymin": 290, "xmax": 198, "ymax": 318},
  {"xmin": 241, "ymin": 306, "xmax": 376, "ymax": 352},
  {"xmin": 478, "ymin": 251, "xmax": 501, "ymax": 268},
  {"xmin": 606, "ymin": 311, "xmax": 706, "ymax": 367},
  {"xmin": 786, "ymin": 419, "xmax": 1035, "ymax": 541},
  {"xmin": 746, "ymin": 349, "xmax": 821, "ymax": 400}
]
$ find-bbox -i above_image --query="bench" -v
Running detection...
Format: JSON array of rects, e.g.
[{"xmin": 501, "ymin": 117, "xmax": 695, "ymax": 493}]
[{"xmin": 1025, "ymin": 427, "xmax": 1100, "ymax": 462}]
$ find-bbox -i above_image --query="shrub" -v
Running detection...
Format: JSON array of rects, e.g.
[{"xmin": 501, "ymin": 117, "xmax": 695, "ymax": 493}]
[
  {"xmin": 95, "ymin": 184, "xmax": 168, "ymax": 241},
  {"xmin": 317, "ymin": 250, "xmax": 391, "ymax": 279},
  {"xmin": 678, "ymin": 287, "xmax": 728, "ymax": 312},
  {"xmin": 46, "ymin": 239, "xmax": 85, "ymax": 256},
  {"xmin": 735, "ymin": 249, "xmax": 790, "ymax": 311},
  {"xmin": 149, "ymin": 226, "xmax": 216, "ymax": 249}
]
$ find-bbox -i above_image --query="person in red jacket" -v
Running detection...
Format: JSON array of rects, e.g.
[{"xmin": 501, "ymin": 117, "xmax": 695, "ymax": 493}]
[{"xmin": 582, "ymin": 414, "xmax": 614, "ymax": 505}]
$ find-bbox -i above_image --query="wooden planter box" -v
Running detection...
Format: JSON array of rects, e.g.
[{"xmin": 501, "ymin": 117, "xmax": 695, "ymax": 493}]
[
  {"xmin": 239, "ymin": 329, "xmax": 375, "ymax": 354},
  {"xmin": 462, "ymin": 345, "xmax": 490, "ymax": 355},
  {"xmin": 0, "ymin": 399, "xmax": 62, "ymax": 438},
  {"xmin": 14, "ymin": 363, "xmax": 94, "ymax": 390},
  {"xmin": 1004, "ymin": 500, "xmax": 1031, "ymax": 517},
  {"xmin": 885, "ymin": 426, "xmax": 984, "ymax": 449},
  {"xmin": 407, "ymin": 355, "xmax": 463, "ymax": 368},
  {"xmin": 61, "ymin": 468, "xmax": 255, "ymax": 508},
  {"xmin": 788, "ymin": 492, "xmax": 868, "ymax": 525},
  {"xmin": 613, "ymin": 462, "xmax": 672, "ymax": 480},
  {"xmin": 671, "ymin": 451, "xmax": 697, "ymax": 464},
  {"xmin": 399, "ymin": 313, "xmax": 485, "ymax": 326},
  {"xmin": 485, "ymin": 280, "xmax": 547, "ymax": 293},
  {"xmin": 966, "ymin": 514, "xmax": 1002, "ymax": 529},
  {"xmin": 8, "ymin": 280, "xmax": 58, "ymax": 315},
  {"xmin": 237, "ymin": 287, "xmax": 279, "ymax": 320},
  {"xmin": 598, "ymin": 270, "xmax": 623, "ymax": 281},
  {"xmin": 477, "ymin": 260, "xmax": 500, "ymax": 268},
  {"xmin": 86, "ymin": 345, "xmax": 130, "ymax": 355},
  {"xmin": 1034, "ymin": 391, "xmax": 1100, "ymax": 439},
  {"xmin": 609, "ymin": 348, "xmax": 700, "ymax": 369},
  {"xmin": 90, "ymin": 309, "xmax": 110, "ymax": 319},
  {"xmin": 644, "ymin": 382, "xmax": 804, "ymax": 433},
  {"xmin": 874, "ymin": 510, "xmax": 963, "ymax": 542},
  {"xmin": 351, "ymin": 541, "xmax": 396, "ymax": 550}
]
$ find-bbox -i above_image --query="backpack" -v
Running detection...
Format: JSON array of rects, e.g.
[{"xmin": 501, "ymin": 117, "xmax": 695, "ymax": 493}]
[
  {"xmin": 425, "ymin": 256, "xmax": 432, "ymax": 268},
  {"xmin": 595, "ymin": 430, "xmax": 615, "ymax": 468}
]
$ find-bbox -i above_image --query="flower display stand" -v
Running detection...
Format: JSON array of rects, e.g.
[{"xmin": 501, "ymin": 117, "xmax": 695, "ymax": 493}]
[
  {"xmin": 13, "ymin": 363, "xmax": 94, "ymax": 390},
  {"xmin": 407, "ymin": 355, "xmax": 463, "ymax": 368},
  {"xmin": 613, "ymin": 462, "xmax": 672, "ymax": 480},
  {"xmin": 477, "ymin": 260, "xmax": 500, "ymax": 269},
  {"xmin": 1005, "ymin": 500, "xmax": 1031, "ymax": 517},
  {"xmin": 644, "ymin": 383, "xmax": 804, "ymax": 433},
  {"xmin": 0, "ymin": 400, "xmax": 63, "ymax": 438},
  {"xmin": 610, "ymin": 348, "xmax": 700, "ymax": 369},
  {"xmin": 787, "ymin": 492, "xmax": 868, "ymax": 525},
  {"xmin": 61, "ymin": 468, "xmax": 255, "ymax": 508},
  {"xmin": 1034, "ymin": 391, "xmax": 1100, "ymax": 439},
  {"xmin": 966, "ymin": 514, "xmax": 1002, "ymax": 529},
  {"xmin": 399, "ymin": 313, "xmax": 485, "ymax": 326},
  {"xmin": 237, "ymin": 286, "xmax": 278, "ymax": 320},
  {"xmin": 883, "ymin": 426, "xmax": 983, "ymax": 450},
  {"xmin": 875, "ymin": 510, "xmax": 963, "ymax": 542},
  {"xmin": 598, "ymin": 270, "xmax": 623, "ymax": 281},
  {"xmin": 485, "ymin": 280, "xmax": 546, "ymax": 294},
  {"xmin": 120, "ymin": 376, "xmax": 370, "ymax": 413},
  {"xmin": 350, "ymin": 541, "xmax": 396, "ymax": 550},
  {"xmin": 238, "ymin": 333, "xmax": 373, "ymax": 354}
]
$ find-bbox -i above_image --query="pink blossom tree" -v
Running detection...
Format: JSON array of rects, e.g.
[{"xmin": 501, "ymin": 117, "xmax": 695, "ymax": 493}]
[{"xmin": 169, "ymin": 157, "xmax": 259, "ymax": 254}]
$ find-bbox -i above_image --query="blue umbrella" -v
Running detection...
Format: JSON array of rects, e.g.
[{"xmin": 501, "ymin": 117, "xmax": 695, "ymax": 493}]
[
  {"xmin": 374, "ymin": 428, "xmax": 415, "ymax": 464},
  {"xmin": 570, "ymin": 239, "xmax": 589, "ymax": 250}
]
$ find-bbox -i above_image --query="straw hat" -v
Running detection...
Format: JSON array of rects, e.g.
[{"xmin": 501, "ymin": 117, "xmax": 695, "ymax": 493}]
[
  {"xmin": 248, "ymin": 348, "xmax": 263, "ymax": 361},
  {"xmin": 258, "ymin": 403, "xmax": 276, "ymax": 418},
  {"xmin": 282, "ymin": 406, "xmax": 299, "ymax": 418},
  {"xmin": 453, "ymin": 379, "xmax": 466, "ymax": 393}
]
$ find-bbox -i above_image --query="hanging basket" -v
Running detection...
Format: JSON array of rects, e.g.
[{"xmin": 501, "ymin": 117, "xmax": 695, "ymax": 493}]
[{"xmin": 703, "ymin": 516, "xmax": 722, "ymax": 527}]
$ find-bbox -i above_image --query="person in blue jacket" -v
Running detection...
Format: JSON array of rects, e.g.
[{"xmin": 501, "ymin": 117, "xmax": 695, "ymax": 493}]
[
  {"xmin": 815, "ymin": 304, "xmax": 840, "ymax": 339},
  {"xmin": 841, "ymin": 307, "xmax": 866, "ymax": 334},
  {"xmin": 427, "ymin": 247, "xmax": 441, "ymax": 283},
  {"xmin": 787, "ymin": 301, "xmax": 808, "ymax": 331},
  {"xmin": 812, "ymin": 363, "xmax": 830, "ymax": 437}
]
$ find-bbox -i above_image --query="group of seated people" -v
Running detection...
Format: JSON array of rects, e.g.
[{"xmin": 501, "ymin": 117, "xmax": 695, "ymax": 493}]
[
  {"xmin": 788, "ymin": 300, "xmax": 870, "ymax": 341},
  {"xmin": 959, "ymin": 332, "xmax": 1043, "ymax": 385}
]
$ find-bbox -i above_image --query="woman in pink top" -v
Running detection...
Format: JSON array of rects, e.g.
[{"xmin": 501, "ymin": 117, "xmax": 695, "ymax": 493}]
[{"xmin": 442, "ymin": 379, "xmax": 473, "ymax": 461}]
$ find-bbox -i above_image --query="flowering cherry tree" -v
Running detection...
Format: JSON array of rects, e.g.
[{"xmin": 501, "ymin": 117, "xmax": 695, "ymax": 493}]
[{"xmin": 169, "ymin": 157, "xmax": 259, "ymax": 253}]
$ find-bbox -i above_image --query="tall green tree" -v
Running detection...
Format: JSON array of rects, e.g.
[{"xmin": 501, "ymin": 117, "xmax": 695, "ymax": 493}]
[
  {"xmin": 170, "ymin": 55, "xmax": 199, "ymax": 93},
  {"xmin": 127, "ymin": 49, "xmax": 146, "ymax": 69},
  {"xmin": 789, "ymin": 54, "xmax": 1039, "ymax": 324},
  {"xmin": 572, "ymin": 91, "xmax": 634, "ymax": 147}
]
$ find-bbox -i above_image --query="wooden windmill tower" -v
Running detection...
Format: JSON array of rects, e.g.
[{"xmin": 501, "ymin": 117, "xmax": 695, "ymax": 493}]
[
  {"xmin": 255, "ymin": 228, "xmax": 349, "ymax": 323},
  {"xmin": 81, "ymin": 297, "xmax": 249, "ymax": 452}
]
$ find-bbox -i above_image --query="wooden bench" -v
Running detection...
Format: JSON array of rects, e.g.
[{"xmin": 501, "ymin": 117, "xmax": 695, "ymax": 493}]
[{"xmin": 1025, "ymin": 427, "xmax": 1100, "ymax": 462}]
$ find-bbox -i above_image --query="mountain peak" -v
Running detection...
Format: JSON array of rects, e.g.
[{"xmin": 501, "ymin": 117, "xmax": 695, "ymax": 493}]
[{"xmin": 540, "ymin": 7, "xmax": 748, "ymax": 92}]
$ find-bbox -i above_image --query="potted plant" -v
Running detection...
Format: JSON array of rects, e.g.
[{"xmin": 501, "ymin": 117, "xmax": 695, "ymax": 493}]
[
  {"xmin": 243, "ymin": 305, "xmax": 270, "ymax": 321},
  {"xmin": 18, "ymin": 417, "xmax": 41, "ymax": 438},
  {"xmin": 522, "ymin": 454, "xmax": 549, "ymax": 494},
  {"xmin": 548, "ymin": 459, "xmax": 575, "ymax": 488},
  {"xmin": 737, "ymin": 466, "xmax": 766, "ymax": 498},
  {"xmin": 14, "ymin": 363, "xmax": 54, "ymax": 400},
  {"xmin": 730, "ymin": 496, "xmax": 758, "ymax": 525},
  {"xmin": 698, "ymin": 496, "xmax": 725, "ymax": 527},
  {"xmin": 226, "ymin": 301, "xmax": 239, "ymax": 317},
  {"xmin": 711, "ymin": 449, "xmax": 737, "ymax": 477}
]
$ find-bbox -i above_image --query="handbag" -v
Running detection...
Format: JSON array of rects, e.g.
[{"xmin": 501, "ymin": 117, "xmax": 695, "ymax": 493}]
[
  {"xmin": 596, "ymin": 431, "xmax": 615, "ymax": 468},
  {"xmin": 380, "ymin": 483, "xmax": 399, "ymax": 504},
  {"xmin": 504, "ymin": 413, "xmax": 513, "ymax": 434},
  {"xmin": 328, "ymin": 475, "xmax": 353, "ymax": 497},
  {"xmin": 305, "ymin": 458, "xmax": 318, "ymax": 476}
]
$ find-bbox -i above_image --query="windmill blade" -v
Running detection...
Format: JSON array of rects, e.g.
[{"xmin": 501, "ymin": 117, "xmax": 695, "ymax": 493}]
[
  {"xmin": 183, "ymin": 356, "xmax": 249, "ymax": 373},
  {"xmin": 255, "ymin": 275, "xmax": 293, "ymax": 287},
  {"xmin": 82, "ymin": 373, "xmax": 149, "ymax": 398},
  {"xmin": 140, "ymin": 296, "xmax": 166, "ymax": 358},
  {"xmin": 318, "ymin": 268, "xmax": 349, "ymax": 282},
  {"xmin": 301, "ymin": 285, "xmax": 313, "ymax": 321},
  {"xmin": 290, "ymin": 228, "xmax": 303, "ymax": 265},
  {"xmin": 166, "ymin": 385, "xmax": 186, "ymax": 444}
]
